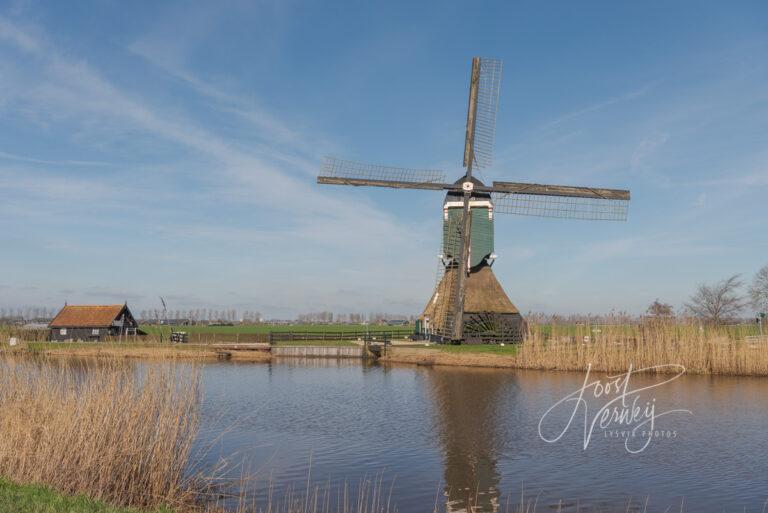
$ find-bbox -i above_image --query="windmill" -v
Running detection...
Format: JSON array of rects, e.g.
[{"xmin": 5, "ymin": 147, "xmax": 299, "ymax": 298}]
[
  {"xmin": 159, "ymin": 296, "xmax": 171, "ymax": 328},
  {"xmin": 318, "ymin": 57, "xmax": 630, "ymax": 344}
]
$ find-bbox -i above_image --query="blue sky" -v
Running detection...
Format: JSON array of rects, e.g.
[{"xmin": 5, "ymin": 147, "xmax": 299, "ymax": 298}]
[{"xmin": 1, "ymin": 0, "xmax": 766, "ymax": 318}]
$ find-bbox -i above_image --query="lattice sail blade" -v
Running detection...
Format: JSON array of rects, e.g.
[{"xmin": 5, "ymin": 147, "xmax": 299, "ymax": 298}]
[
  {"xmin": 491, "ymin": 192, "xmax": 629, "ymax": 221},
  {"xmin": 318, "ymin": 157, "xmax": 449, "ymax": 190},
  {"xmin": 491, "ymin": 181, "xmax": 630, "ymax": 200},
  {"xmin": 424, "ymin": 210, "xmax": 465, "ymax": 341},
  {"xmin": 472, "ymin": 57, "xmax": 503, "ymax": 169}
]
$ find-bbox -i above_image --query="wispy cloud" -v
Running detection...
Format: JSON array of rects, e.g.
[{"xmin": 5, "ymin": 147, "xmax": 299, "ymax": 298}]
[
  {"xmin": 0, "ymin": 13, "xmax": 438, "ymax": 313},
  {"xmin": 0, "ymin": 15, "xmax": 408, "ymax": 237},
  {"xmin": 0, "ymin": 166, "xmax": 116, "ymax": 200},
  {"xmin": 536, "ymin": 80, "xmax": 663, "ymax": 134},
  {"xmin": 0, "ymin": 150, "xmax": 113, "ymax": 166},
  {"xmin": 128, "ymin": 37, "xmax": 329, "ymax": 170},
  {"xmin": 0, "ymin": 16, "xmax": 41, "ymax": 53}
]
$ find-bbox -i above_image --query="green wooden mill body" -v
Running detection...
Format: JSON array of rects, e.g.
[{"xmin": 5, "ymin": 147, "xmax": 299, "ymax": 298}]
[
  {"xmin": 422, "ymin": 176, "xmax": 525, "ymax": 344},
  {"xmin": 442, "ymin": 181, "xmax": 494, "ymax": 269}
]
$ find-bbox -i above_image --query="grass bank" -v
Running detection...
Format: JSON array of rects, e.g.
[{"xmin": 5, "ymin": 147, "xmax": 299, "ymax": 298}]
[
  {"xmin": 0, "ymin": 478, "xmax": 172, "ymax": 513},
  {"xmin": 382, "ymin": 345, "xmax": 518, "ymax": 368}
]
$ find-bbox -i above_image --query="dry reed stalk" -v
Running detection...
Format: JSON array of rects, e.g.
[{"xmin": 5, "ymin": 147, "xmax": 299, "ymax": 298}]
[
  {"xmin": 518, "ymin": 321, "xmax": 768, "ymax": 376},
  {"xmin": 0, "ymin": 355, "xmax": 201, "ymax": 510},
  {"xmin": 219, "ymin": 472, "xmax": 399, "ymax": 513}
]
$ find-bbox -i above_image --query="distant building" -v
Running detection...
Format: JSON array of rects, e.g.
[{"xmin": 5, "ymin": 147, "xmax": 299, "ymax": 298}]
[{"xmin": 48, "ymin": 303, "xmax": 144, "ymax": 342}]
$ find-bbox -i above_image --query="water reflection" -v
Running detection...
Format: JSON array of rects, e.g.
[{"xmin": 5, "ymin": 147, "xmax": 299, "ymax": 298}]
[
  {"xmin": 425, "ymin": 367, "xmax": 518, "ymax": 512},
  {"xmin": 269, "ymin": 356, "xmax": 377, "ymax": 369}
]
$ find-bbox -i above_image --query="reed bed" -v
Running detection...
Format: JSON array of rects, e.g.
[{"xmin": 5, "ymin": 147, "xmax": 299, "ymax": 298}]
[
  {"xmin": 518, "ymin": 321, "xmax": 768, "ymax": 376},
  {"xmin": 0, "ymin": 355, "xmax": 201, "ymax": 510}
]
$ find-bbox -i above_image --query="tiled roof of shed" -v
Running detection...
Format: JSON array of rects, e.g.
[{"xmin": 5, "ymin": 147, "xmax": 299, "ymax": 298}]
[{"xmin": 49, "ymin": 305, "xmax": 125, "ymax": 328}]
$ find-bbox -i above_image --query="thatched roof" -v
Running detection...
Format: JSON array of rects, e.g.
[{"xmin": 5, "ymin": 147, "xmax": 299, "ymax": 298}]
[
  {"xmin": 463, "ymin": 265, "xmax": 520, "ymax": 313},
  {"xmin": 422, "ymin": 265, "xmax": 519, "ymax": 332},
  {"xmin": 49, "ymin": 305, "xmax": 127, "ymax": 328}
]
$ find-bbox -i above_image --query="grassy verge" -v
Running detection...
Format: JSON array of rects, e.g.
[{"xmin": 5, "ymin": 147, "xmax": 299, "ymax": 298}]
[
  {"xmin": 414, "ymin": 343, "xmax": 518, "ymax": 355},
  {"xmin": 0, "ymin": 478, "xmax": 171, "ymax": 513}
]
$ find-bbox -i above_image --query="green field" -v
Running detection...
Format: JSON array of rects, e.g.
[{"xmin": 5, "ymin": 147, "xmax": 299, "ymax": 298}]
[
  {"xmin": 140, "ymin": 323, "xmax": 413, "ymax": 336},
  {"xmin": 0, "ymin": 478, "xmax": 171, "ymax": 513}
]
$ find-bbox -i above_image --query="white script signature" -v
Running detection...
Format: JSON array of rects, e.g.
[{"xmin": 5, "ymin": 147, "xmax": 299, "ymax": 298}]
[{"xmin": 538, "ymin": 364, "xmax": 693, "ymax": 453}]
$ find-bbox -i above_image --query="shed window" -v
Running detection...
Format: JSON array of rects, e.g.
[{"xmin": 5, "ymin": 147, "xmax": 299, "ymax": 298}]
[
  {"xmin": 59, "ymin": 328, "xmax": 67, "ymax": 335},
  {"xmin": 92, "ymin": 329, "xmax": 100, "ymax": 336}
]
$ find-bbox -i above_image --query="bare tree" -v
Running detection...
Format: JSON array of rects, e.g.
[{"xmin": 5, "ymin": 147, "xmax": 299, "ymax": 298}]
[
  {"xmin": 750, "ymin": 265, "xmax": 768, "ymax": 314},
  {"xmin": 685, "ymin": 275, "xmax": 746, "ymax": 324},
  {"xmin": 646, "ymin": 299, "xmax": 673, "ymax": 318}
]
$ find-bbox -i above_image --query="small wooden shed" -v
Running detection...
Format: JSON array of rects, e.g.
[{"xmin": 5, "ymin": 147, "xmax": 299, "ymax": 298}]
[{"xmin": 48, "ymin": 304, "xmax": 144, "ymax": 342}]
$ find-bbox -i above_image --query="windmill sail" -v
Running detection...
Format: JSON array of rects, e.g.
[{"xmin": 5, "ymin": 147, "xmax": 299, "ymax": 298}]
[
  {"xmin": 463, "ymin": 58, "xmax": 502, "ymax": 169},
  {"xmin": 453, "ymin": 58, "xmax": 505, "ymax": 341},
  {"xmin": 491, "ymin": 191, "xmax": 629, "ymax": 221},
  {"xmin": 425, "ymin": 210, "xmax": 465, "ymax": 340},
  {"xmin": 318, "ymin": 157, "xmax": 449, "ymax": 189},
  {"xmin": 491, "ymin": 192, "xmax": 628, "ymax": 221}
]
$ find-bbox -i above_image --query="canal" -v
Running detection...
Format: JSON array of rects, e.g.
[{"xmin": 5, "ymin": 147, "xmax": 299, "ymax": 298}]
[{"xmin": 195, "ymin": 358, "xmax": 768, "ymax": 512}]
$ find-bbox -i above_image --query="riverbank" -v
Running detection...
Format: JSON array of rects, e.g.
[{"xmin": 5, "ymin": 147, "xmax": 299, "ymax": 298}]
[
  {"xmin": 384, "ymin": 323, "xmax": 768, "ymax": 376},
  {"xmin": 18, "ymin": 341, "xmax": 514, "ymax": 367},
  {"xmin": 23, "ymin": 341, "xmax": 271, "ymax": 362},
  {"xmin": 6, "ymin": 322, "xmax": 768, "ymax": 376}
]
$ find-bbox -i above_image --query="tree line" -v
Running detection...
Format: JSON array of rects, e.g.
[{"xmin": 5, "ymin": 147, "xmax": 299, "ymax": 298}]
[
  {"xmin": 295, "ymin": 312, "xmax": 414, "ymax": 324},
  {"xmin": 138, "ymin": 309, "xmax": 262, "ymax": 324}
]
